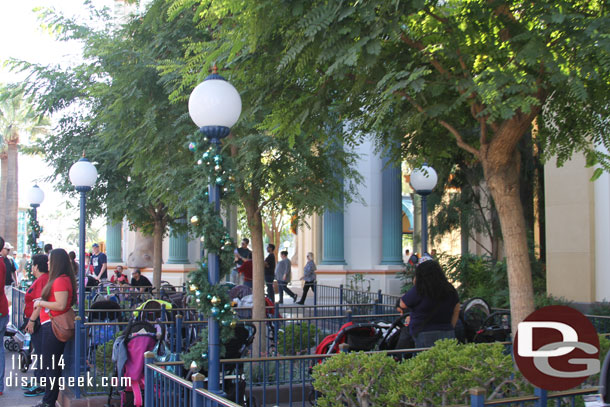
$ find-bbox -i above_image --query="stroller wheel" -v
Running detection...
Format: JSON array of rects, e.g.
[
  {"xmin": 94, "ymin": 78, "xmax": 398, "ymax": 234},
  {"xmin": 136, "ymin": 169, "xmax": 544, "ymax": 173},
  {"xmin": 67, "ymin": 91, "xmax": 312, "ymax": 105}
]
[
  {"xmin": 3, "ymin": 340, "xmax": 9, "ymax": 350},
  {"xmin": 19, "ymin": 351, "xmax": 29, "ymax": 373},
  {"xmin": 10, "ymin": 341, "xmax": 20, "ymax": 352}
]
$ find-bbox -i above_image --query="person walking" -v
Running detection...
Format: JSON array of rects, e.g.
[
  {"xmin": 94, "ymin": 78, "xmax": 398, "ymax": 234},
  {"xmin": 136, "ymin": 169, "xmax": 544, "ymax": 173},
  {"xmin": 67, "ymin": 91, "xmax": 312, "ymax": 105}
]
[
  {"xmin": 23, "ymin": 254, "xmax": 49, "ymax": 397},
  {"xmin": 34, "ymin": 248, "xmax": 76, "ymax": 407},
  {"xmin": 0, "ymin": 237, "xmax": 10, "ymax": 396},
  {"xmin": 297, "ymin": 252, "xmax": 316, "ymax": 305},
  {"xmin": 264, "ymin": 244, "xmax": 276, "ymax": 302},
  {"xmin": 275, "ymin": 251, "xmax": 297, "ymax": 304}
]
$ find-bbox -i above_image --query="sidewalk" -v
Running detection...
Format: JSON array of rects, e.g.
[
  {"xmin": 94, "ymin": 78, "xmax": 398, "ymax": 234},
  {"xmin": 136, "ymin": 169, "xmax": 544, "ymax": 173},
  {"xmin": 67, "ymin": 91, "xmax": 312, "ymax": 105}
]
[{"xmin": 1, "ymin": 349, "xmax": 36, "ymax": 406}]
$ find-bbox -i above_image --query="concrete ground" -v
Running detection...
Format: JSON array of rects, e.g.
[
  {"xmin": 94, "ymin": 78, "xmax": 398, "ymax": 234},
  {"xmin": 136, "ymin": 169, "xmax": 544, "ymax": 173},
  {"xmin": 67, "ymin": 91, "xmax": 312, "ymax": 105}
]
[{"xmin": 1, "ymin": 349, "xmax": 37, "ymax": 407}]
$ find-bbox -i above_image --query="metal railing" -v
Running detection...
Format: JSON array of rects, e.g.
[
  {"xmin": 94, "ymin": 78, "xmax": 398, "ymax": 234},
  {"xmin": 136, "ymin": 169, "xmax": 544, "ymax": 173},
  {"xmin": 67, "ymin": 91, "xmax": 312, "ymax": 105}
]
[
  {"xmin": 145, "ymin": 352, "xmax": 240, "ymax": 407},
  {"xmin": 466, "ymin": 386, "xmax": 598, "ymax": 406},
  {"xmin": 10, "ymin": 286, "xmax": 26, "ymax": 329}
]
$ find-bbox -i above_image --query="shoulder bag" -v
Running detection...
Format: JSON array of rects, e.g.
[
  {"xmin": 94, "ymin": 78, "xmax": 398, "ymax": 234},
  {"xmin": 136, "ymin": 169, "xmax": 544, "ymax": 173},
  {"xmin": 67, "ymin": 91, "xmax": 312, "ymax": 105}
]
[{"xmin": 50, "ymin": 307, "xmax": 76, "ymax": 342}]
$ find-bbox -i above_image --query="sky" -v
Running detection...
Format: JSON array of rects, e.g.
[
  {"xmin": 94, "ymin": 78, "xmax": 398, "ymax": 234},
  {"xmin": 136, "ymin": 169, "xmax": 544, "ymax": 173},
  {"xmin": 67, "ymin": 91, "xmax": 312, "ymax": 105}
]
[{"xmin": 0, "ymin": 0, "xmax": 116, "ymax": 250}]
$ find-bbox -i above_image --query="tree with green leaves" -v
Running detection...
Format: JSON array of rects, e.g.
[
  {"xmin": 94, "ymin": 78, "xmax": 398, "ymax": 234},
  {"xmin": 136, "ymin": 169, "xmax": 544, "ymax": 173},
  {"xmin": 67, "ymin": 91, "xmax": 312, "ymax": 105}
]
[
  {"xmin": 162, "ymin": 6, "xmax": 362, "ymax": 354},
  {"xmin": 15, "ymin": 1, "xmax": 199, "ymax": 288},
  {"xmin": 0, "ymin": 85, "xmax": 49, "ymax": 246},
  {"xmin": 167, "ymin": 0, "xmax": 610, "ymax": 330}
]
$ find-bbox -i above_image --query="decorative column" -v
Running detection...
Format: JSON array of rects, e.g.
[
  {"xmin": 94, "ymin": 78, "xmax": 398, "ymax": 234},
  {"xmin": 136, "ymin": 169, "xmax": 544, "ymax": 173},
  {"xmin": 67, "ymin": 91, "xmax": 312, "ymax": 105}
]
[
  {"xmin": 106, "ymin": 220, "xmax": 122, "ymax": 263},
  {"xmin": 321, "ymin": 204, "xmax": 346, "ymax": 265},
  {"xmin": 167, "ymin": 218, "xmax": 189, "ymax": 264},
  {"xmin": 381, "ymin": 156, "xmax": 403, "ymax": 264}
]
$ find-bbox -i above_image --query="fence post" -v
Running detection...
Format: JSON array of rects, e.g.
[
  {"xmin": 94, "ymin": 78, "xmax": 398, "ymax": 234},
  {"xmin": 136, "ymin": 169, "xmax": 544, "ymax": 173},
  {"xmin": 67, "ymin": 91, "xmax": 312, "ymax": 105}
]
[
  {"xmin": 73, "ymin": 316, "xmax": 82, "ymax": 399},
  {"xmin": 144, "ymin": 351, "xmax": 155, "ymax": 407},
  {"xmin": 377, "ymin": 290, "xmax": 383, "ymax": 312},
  {"xmin": 192, "ymin": 373, "xmax": 205, "ymax": 407},
  {"xmin": 469, "ymin": 387, "xmax": 486, "ymax": 407},
  {"xmin": 339, "ymin": 284, "xmax": 344, "ymax": 305},
  {"xmin": 313, "ymin": 281, "xmax": 318, "ymax": 317},
  {"xmin": 345, "ymin": 308, "xmax": 352, "ymax": 323},
  {"xmin": 534, "ymin": 387, "xmax": 547, "ymax": 407},
  {"xmin": 176, "ymin": 314, "xmax": 183, "ymax": 354}
]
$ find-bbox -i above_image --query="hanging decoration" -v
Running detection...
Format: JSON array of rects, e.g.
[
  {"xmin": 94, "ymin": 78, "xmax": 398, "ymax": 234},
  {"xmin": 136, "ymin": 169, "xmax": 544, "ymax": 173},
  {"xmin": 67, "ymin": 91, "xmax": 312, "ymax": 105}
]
[
  {"xmin": 24, "ymin": 208, "xmax": 43, "ymax": 285},
  {"xmin": 186, "ymin": 139, "xmax": 237, "ymax": 197},
  {"xmin": 182, "ymin": 262, "xmax": 239, "ymax": 370},
  {"xmin": 182, "ymin": 136, "xmax": 240, "ymax": 370}
]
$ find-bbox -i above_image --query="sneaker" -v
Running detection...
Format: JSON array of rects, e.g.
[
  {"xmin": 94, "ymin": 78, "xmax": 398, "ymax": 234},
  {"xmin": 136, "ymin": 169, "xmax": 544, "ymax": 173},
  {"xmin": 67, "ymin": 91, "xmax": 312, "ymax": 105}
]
[
  {"xmin": 292, "ymin": 294, "xmax": 298, "ymax": 302},
  {"xmin": 21, "ymin": 384, "xmax": 34, "ymax": 390},
  {"xmin": 24, "ymin": 387, "xmax": 45, "ymax": 397},
  {"xmin": 32, "ymin": 401, "xmax": 51, "ymax": 407}
]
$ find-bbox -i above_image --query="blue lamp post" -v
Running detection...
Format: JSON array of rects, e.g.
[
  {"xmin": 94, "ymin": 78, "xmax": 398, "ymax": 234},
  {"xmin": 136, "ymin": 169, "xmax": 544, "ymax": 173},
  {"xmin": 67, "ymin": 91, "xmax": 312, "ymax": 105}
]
[
  {"xmin": 188, "ymin": 67, "xmax": 241, "ymax": 396},
  {"xmin": 410, "ymin": 164, "xmax": 438, "ymax": 255},
  {"xmin": 69, "ymin": 155, "xmax": 97, "ymax": 390},
  {"xmin": 27, "ymin": 184, "xmax": 45, "ymax": 253}
]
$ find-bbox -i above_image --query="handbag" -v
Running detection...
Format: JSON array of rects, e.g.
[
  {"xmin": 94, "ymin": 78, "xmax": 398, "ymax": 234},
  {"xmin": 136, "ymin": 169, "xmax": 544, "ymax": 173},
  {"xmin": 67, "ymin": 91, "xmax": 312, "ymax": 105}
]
[{"xmin": 50, "ymin": 308, "xmax": 76, "ymax": 342}]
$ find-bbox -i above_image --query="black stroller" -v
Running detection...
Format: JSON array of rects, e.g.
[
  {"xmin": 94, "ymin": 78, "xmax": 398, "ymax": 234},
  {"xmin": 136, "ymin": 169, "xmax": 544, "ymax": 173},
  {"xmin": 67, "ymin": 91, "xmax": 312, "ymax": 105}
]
[{"xmin": 186, "ymin": 322, "xmax": 257, "ymax": 407}]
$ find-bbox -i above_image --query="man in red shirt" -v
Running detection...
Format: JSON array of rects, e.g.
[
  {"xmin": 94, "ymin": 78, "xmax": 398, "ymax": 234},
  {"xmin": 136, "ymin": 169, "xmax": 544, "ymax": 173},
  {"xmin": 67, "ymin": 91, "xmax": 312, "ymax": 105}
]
[{"xmin": 0, "ymin": 237, "xmax": 10, "ymax": 396}]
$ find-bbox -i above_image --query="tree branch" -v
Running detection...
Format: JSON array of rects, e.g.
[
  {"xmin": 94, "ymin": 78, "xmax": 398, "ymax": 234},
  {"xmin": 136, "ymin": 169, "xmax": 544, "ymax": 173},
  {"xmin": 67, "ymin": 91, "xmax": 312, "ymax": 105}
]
[
  {"xmin": 423, "ymin": 6, "xmax": 449, "ymax": 24},
  {"xmin": 400, "ymin": 91, "xmax": 480, "ymax": 158},
  {"xmin": 400, "ymin": 33, "xmax": 452, "ymax": 78}
]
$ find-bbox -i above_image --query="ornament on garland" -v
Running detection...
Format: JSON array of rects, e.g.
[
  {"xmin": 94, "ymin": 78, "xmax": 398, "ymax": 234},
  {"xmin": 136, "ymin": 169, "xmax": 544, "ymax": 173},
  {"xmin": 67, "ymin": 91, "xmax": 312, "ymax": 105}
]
[{"xmin": 23, "ymin": 208, "xmax": 44, "ymax": 285}]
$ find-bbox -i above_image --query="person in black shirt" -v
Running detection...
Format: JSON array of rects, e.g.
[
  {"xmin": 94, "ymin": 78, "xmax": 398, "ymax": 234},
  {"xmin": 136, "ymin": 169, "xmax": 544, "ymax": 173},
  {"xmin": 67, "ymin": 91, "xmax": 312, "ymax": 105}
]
[
  {"xmin": 235, "ymin": 238, "xmax": 252, "ymax": 265},
  {"xmin": 130, "ymin": 269, "xmax": 152, "ymax": 292},
  {"xmin": 264, "ymin": 244, "xmax": 276, "ymax": 302}
]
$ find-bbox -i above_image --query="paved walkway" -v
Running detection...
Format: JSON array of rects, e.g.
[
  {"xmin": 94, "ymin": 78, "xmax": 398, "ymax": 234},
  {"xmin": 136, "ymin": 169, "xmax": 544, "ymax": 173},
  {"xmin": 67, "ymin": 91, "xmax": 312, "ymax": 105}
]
[{"xmin": 1, "ymin": 349, "xmax": 36, "ymax": 406}]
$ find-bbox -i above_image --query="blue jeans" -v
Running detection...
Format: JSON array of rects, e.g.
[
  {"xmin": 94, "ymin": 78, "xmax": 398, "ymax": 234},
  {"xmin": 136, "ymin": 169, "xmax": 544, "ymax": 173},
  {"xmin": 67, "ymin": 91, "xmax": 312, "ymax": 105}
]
[
  {"xmin": 414, "ymin": 329, "xmax": 455, "ymax": 348},
  {"xmin": 0, "ymin": 314, "xmax": 9, "ymax": 392}
]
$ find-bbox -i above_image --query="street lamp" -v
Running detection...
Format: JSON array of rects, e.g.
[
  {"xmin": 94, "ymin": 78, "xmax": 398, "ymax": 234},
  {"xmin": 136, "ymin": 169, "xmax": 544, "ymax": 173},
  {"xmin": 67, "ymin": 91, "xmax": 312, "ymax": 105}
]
[
  {"xmin": 188, "ymin": 67, "xmax": 241, "ymax": 396},
  {"xmin": 27, "ymin": 184, "xmax": 45, "ymax": 252},
  {"xmin": 410, "ymin": 164, "xmax": 438, "ymax": 255},
  {"xmin": 69, "ymin": 155, "xmax": 97, "ymax": 391}
]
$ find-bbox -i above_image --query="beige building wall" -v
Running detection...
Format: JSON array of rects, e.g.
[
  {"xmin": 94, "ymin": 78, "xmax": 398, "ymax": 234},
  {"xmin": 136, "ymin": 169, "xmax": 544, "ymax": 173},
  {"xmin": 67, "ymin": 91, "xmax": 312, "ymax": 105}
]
[{"xmin": 545, "ymin": 153, "xmax": 597, "ymax": 302}]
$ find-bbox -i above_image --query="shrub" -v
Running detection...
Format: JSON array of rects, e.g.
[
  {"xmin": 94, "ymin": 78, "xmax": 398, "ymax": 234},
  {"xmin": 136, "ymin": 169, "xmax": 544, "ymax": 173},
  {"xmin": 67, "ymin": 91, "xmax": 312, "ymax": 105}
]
[
  {"xmin": 311, "ymin": 351, "xmax": 400, "ymax": 407},
  {"xmin": 312, "ymin": 340, "xmax": 530, "ymax": 407},
  {"xmin": 277, "ymin": 323, "xmax": 320, "ymax": 355}
]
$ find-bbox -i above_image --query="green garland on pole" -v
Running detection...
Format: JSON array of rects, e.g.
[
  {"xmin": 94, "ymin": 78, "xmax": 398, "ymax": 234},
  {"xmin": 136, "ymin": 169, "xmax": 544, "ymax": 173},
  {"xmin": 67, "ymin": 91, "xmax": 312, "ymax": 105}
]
[
  {"xmin": 183, "ymin": 139, "xmax": 240, "ymax": 370},
  {"xmin": 23, "ymin": 208, "xmax": 43, "ymax": 287}
]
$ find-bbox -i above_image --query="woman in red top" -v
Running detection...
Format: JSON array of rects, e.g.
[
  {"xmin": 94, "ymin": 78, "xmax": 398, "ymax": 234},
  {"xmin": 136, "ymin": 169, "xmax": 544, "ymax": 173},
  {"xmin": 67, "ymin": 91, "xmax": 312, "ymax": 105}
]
[
  {"xmin": 22, "ymin": 254, "xmax": 49, "ymax": 396},
  {"xmin": 33, "ymin": 249, "xmax": 76, "ymax": 407},
  {"xmin": 0, "ymin": 237, "xmax": 10, "ymax": 396}
]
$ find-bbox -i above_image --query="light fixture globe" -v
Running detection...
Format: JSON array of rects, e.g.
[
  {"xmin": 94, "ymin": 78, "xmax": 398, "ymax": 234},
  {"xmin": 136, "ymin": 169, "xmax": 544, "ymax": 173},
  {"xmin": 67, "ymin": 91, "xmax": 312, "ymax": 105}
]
[
  {"xmin": 27, "ymin": 185, "xmax": 45, "ymax": 207},
  {"xmin": 410, "ymin": 165, "xmax": 438, "ymax": 195},
  {"xmin": 69, "ymin": 157, "xmax": 98, "ymax": 188},
  {"xmin": 188, "ymin": 78, "xmax": 242, "ymax": 129}
]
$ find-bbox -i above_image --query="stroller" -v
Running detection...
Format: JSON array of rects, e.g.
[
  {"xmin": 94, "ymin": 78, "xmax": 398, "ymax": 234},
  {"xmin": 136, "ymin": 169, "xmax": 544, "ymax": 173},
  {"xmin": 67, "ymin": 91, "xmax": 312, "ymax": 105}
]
[
  {"xmin": 314, "ymin": 321, "xmax": 384, "ymax": 357},
  {"xmin": 89, "ymin": 298, "xmax": 123, "ymax": 344},
  {"xmin": 109, "ymin": 319, "xmax": 165, "ymax": 407},
  {"xmin": 458, "ymin": 297, "xmax": 492, "ymax": 343},
  {"xmin": 186, "ymin": 322, "xmax": 257, "ymax": 407},
  {"xmin": 4, "ymin": 323, "xmax": 24, "ymax": 352}
]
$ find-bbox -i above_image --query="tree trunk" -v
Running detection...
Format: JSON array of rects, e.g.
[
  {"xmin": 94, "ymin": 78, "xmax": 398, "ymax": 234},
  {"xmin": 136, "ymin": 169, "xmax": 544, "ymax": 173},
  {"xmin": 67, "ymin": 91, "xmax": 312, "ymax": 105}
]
[
  {"xmin": 153, "ymin": 219, "xmax": 164, "ymax": 291},
  {"xmin": 481, "ymin": 145, "xmax": 535, "ymax": 334},
  {"xmin": 6, "ymin": 140, "xmax": 18, "ymax": 246},
  {"xmin": 246, "ymin": 202, "xmax": 267, "ymax": 357},
  {"xmin": 0, "ymin": 152, "xmax": 7, "ymax": 238}
]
